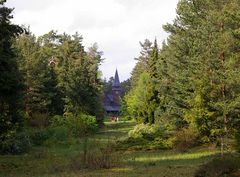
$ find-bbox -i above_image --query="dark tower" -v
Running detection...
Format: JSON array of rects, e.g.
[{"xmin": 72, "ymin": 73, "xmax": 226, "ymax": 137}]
[
  {"xmin": 103, "ymin": 69, "xmax": 122, "ymax": 118},
  {"xmin": 112, "ymin": 69, "xmax": 121, "ymax": 103}
]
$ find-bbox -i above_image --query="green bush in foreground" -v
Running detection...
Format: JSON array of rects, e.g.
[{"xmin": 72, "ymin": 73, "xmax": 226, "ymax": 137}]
[
  {"xmin": 0, "ymin": 130, "xmax": 31, "ymax": 154},
  {"xmin": 51, "ymin": 113, "xmax": 98, "ymax": 137},
  {"xmin": 118, "ymin": 123, "xmax": 174, "ymax": 150}
]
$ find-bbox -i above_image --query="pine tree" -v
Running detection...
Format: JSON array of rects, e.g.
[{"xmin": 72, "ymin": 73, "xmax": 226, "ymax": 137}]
[
  {"xmin": 0, "ymin": 0, "xmax": 24, "ymax": 140},
  {"xmin": 131, "ymin": 39, "xmax": 152, "ymax": 87},
  {"xmin": 15, "ymin": 32, "xmax": 64, "ymax": 116},
  {"xmin": 125, "ymin": 39, "xmax": 159, "ymax": 124},
  {"xmin": 149, "ymin": 39, "xmax": 159, "ymax": 79},
  {"xmin": 158, "ymin": 0, "xmax": 240, "ymax": 148}
]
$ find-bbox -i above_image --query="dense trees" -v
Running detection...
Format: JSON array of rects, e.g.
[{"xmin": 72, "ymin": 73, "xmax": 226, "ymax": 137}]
[
  {"xmin": 124, "ymin": 0, "xmax": 240, "ymax": 150},
  {"xmin": 15, "ymin": 31, "xmax": 104, "ymax": 119},
  {"xmin": 0, "ymin": 0, "xmax": 24, "ymax": 143},
  {"xmin": 1, "ymin": 0, "xmax": 240, "ymax": 154},
  {"xmin": 0, "ymin": 1, "xmax": 105, "ymax": 153},
  {"xmin": 159, "ymin": 0, "xmax": 240, "ymax": 146},
  {"xmin": 124, "ymin": 38, "xmax": 160, "ymax": 124}
]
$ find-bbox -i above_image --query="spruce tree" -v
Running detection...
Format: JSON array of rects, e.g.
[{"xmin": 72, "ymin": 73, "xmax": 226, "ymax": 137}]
[
  {"xmin": 159, "ymin": 0, "xmax": 240, "ymax": 147},
  {"xmin": 0, "ymin": 0, "xmax": 24, "ymax": 141}
]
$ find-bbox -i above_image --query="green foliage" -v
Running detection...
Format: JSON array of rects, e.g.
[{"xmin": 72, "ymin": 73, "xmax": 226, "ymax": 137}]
[
  {"xmin": 0, "ymin": 121, "xmax": 224, "ymax": 177},
  {"xmin": 131, "ymin": 39, "xmax": 152, "ymax": 87},
  {"xmin": 0, "ymin": 130, "xmax": 31, "ymax": 154},
  {"xmin": 119, "ymin": 123, "xmax": 174, "ymax": 150},
  {"xmin": 128, "ymin": 123, "xmax": 157, "ymax": 139},
  {"xmin": 149, "ymin": 38, "xmax": 159, "ymax": 79},
  {"xmin": 123, "ymin": 0, "xmax": 240, "ymax": 151},
  {"xmin": 14, "ymin": 30, "xmax": 104, "ymax": 121},
  {"xmin": 120, "ymin": 78, "xmax": 132, "ymax": 96},
  {"xmin": 29, "ymin": 128, "xmax": 51, "ymax": 146},
  {"xmin": 46, "ymin": 126, "xmax": 72, "ymax": 144},
  {"xmin": 123, "ymin": 38, "xmax": 160, "ymax": 124},
  {"xmin": 103, "ymin": 77, "xmax": 114, "ymax": 94},
  {"xmin": 124, "ymin": 72, "xmax": 157, "ymax": 124},
  {"xmin": 0, "ymin": 0, "xmax": 24, "ymax": 148},
  {"xmin": 174, "ymin": 128, "xmax": 198, "ymax": 152},
  {"xmin": 51, "ymin": 114, "xmax": 98, "ymax": 137}
]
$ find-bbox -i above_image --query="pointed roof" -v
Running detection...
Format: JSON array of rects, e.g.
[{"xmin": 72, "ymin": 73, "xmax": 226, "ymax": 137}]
[{"xmin": 113, "ymin": 69, "xmax": 120, "ymax": 87}]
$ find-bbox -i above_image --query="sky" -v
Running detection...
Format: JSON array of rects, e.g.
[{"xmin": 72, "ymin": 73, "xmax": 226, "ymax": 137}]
[{"xmin": 6, "ymin": 0, "xmax": 179, "ymax": 81}]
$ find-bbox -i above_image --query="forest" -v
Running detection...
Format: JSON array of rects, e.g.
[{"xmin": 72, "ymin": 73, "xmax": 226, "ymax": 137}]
[{"xmin": 1, "ymin": 0, "xmax": 240, "ymax": 176}]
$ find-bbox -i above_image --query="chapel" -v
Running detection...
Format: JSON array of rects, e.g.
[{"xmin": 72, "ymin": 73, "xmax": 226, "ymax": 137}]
[{"xmin": 103, "ymin": 69, "xmax": 122, "ymax": 119}]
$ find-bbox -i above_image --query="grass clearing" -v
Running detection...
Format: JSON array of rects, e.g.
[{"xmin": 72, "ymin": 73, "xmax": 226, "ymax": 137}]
[{"xmin": 0, "ymin": 121, "xmax": 230, "ymax": 177}]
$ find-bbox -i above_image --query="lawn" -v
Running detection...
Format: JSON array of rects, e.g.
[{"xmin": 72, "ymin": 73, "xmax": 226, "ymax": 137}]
[{"xmin": 0, "ymin": 121, "xmax": 222, "ymax": 177}]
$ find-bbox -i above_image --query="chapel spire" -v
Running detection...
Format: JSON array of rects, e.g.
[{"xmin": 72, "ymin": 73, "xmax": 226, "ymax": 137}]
[{"xmin": 113, "ymin": 69, "xmax": 120, "ymax": 87}]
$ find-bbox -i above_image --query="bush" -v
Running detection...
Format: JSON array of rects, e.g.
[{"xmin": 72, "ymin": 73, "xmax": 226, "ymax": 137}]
[
  {"xmin": 0, "ymin": 130, "xmax": 31, "ymax": 154},
  {"xmin": 69, "ymin": 114, "xmax": 98, "ymax": 137},
  {"xmin": 50, "ymin": 113, "xmax": 98, "ymax": 137},
  {"xmin": 29, "ymin": 126, "xmax": 74, "ymax": 146},
  {"xmin": 30, "ymin": 128, "xmax": 51, "ymax": 146},
  {"xmin": 27, "ymin": 113, "xmax": 98, "ymax": 147},
  {"xmin": 128, "ymin": 123, "xmax": 157, "ymax": 139},
  {"xmin": 118, "ymin": 123, "xmax": 174, "ymax": 150},
  {"xmin": 195, "ymin": 155, "xmax": 240, "ymax": 177},
  {"xmin": 174, "ymin": 128, "xmax": 197, "ymax": 152},
  {"xmin": 47, "ymin": 126, "xmax": 72, "ymax": 142}
]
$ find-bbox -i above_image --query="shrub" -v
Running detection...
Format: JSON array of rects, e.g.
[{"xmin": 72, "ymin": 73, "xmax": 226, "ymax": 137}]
[
  {"xmin": 150, "ymin": 137, "xmax": 175, "ymax": 150},
  {"xmin": 195, "ymin": 155, "xmax": 240, "ymax": 177},
  {"xmin": 0, "ymin": 130, "xmax": 31, "ymax": 154},
  {"xmin": 47, "ymin": 126, "xmax": 72, "ymax": 142},
  {"xmin": 30, "ymin": 126, "xmax": 75, "ymax": 147},
  {"xmin": 50, "ymin": 113, "xmax": 98, "ymax": 137},
  {"xmin": 69, "ymin": 114, "xmax": 98, "ymax": 137},
  {"xmin": 174, "ymin": 128, "xmax": 197, "ymax": 152},
  {"xmin": 50, "ymin": 115, "xmax": 66, "ymax": 127},
  {"xmin": 30, "ymin": 128, "xmax": 51, "ymax": 146},
  {"xmin": 128, "ymin": 123, "xmax": 156, "ymax": 139},
  {"xmin": 118, "ymin": 123, "xmax": 174, "ymax": 150}
]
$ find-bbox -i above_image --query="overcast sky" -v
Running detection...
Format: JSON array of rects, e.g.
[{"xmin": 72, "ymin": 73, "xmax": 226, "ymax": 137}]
[{"xmin": 6, "ymin": 0, "xmax": 179, "ymax": 81}]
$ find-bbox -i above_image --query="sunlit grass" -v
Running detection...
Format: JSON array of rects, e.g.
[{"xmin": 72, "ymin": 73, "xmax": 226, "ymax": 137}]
[
  {"xmin": 0, "ymin": 120, "xmax": 229, "ymax": 177},
  {"xmin": 133, "ymin": 151, "xmax": 220, "ymax": 162}
]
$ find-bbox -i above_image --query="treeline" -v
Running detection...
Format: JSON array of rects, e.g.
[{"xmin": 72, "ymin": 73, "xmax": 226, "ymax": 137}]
[
  {"xmin": 123, "ymin": 0, "xmax": 240, "ymax": 151},
  {"xmin": 15, "ymin": 31, "xmax": 103, "ymax": 118},
  {"xmin": 0, "ymin": 1, "xmax": 104, "ymax": 153}
]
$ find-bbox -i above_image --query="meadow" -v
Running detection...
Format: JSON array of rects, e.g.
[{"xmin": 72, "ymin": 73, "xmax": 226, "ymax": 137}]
[{"xmin": 0, "ymin": 121, "xmax": 227, "ymax": 177}]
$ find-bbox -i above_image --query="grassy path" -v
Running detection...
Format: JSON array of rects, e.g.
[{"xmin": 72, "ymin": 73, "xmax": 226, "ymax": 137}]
[
  {"xmin": 0, "ymin": 121, "xmax": 219, "ymax": 177},
  {"xmin": 76, "ymin": 121, "xmax": 219, "ymax": 177}
]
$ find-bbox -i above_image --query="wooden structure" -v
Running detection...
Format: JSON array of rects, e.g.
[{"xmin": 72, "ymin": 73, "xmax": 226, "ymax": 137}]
[{"xmin": 103, "ymin": 69, "xmax": 122, "ymax": 119}]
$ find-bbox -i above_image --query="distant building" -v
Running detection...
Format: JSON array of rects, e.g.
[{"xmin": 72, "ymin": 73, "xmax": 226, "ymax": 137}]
[{"xmin": 103, "ymin": 69, "xmax": 122, "ymax": 118}]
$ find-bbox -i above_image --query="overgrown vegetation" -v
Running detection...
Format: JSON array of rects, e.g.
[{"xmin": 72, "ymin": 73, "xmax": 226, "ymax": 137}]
[
  {"xmin": 123, "ymin": 0, "xmax": 240, "ymax": 153},
  {"xmin": 0, "ymin": 113, "xmax": 98, "ymax": 154},
  {"xmin": 71, "ymin": 139, "xmax": 120, "ymax": 170},
  {"xmin": 0, "ymin": 0, "xmax": 104, "ymax": 154},
  {"xmin": 118, "ymin": 123, "xmax": 174, "ymax": 151},
  {"xmin": 0, "ymin": 121, "xmax": 226, "ymax": 177},
  {"xmin": 1, "ymin": 0, "xmax": 240, "ymax": 176}
]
